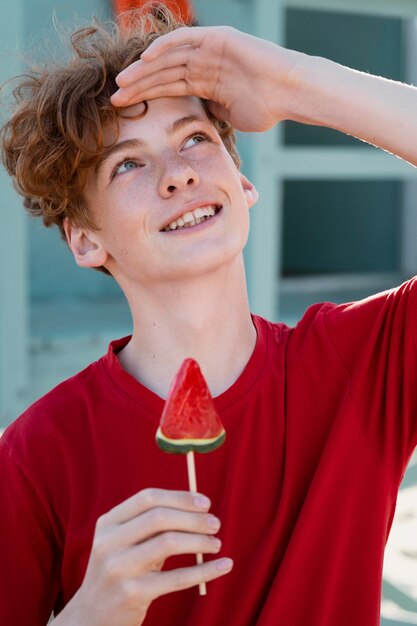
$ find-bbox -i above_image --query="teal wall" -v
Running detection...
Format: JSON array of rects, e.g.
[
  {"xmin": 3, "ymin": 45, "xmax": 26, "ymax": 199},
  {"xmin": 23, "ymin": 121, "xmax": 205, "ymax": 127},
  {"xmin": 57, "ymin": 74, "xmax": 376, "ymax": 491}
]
[{"xmin": 24, "ymin": 0, "xmax": 121, "ymax": 300}]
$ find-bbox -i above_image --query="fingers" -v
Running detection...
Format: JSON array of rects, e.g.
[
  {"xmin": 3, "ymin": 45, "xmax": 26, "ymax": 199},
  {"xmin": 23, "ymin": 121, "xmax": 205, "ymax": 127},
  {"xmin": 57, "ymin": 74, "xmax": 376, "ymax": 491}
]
[
  {"xmin": 112, "ymin": 45, "xmax": 203, "ymax": 107},
  {"xmin": 120, "ymin": 64, "xmax": 186, "ymax": 93},
  {"xmin": 150, "ymin": 558, "xmax": 234, "ymax": 599},
  {"xmin": 116, "ymin": 46, "xmax": 193, "ymax": 89},
  {"xmin": 139, "ymin": 26, "xmax": 200, "ymax": 62},
  {"xmin": 119, "ymin": 531, "xmax": 223, "ymax": 575},
  {"xmin": 112, "ymin": 507, "xmax": 222, "ymax": 548},
  {"xmin": 104, "ymin": 488, "xmax": 211, "ymax": 525},
  {"xmin": 113, "ymin": 81, "xmax": 191, "ymax": 107},
  {"xmin": 110, "ymin": 558, "xmax": 233, "ymax": 606},
  {"xmin": 206, "ymin": 101, "xmax": 231, "ymax": 123},
  {"xmin": 112, "ymin": 68, "xmax": 189, "ymax": 108},
  {"xmin": 112, "ymin": 28, "xmax": 230, "ymax": 109}
]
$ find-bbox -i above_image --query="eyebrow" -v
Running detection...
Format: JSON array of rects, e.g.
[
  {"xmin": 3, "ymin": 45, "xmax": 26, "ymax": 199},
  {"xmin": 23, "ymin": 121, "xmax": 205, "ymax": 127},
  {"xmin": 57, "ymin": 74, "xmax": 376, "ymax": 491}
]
[{"xmin": 95, "ymin": 114, "xmax": 210, "ymax": 177}]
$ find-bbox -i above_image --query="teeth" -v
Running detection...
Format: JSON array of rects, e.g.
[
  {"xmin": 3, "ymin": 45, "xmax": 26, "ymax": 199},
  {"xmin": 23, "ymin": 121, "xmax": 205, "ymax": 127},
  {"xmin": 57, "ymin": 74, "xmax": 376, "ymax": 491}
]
[
  {"xmin": 163, "ymin": 204, "xmax": 219, "ymax": 231},
  {"xmin": 183, "ymin": 212, "xmax": 194, "ymax": 223}
]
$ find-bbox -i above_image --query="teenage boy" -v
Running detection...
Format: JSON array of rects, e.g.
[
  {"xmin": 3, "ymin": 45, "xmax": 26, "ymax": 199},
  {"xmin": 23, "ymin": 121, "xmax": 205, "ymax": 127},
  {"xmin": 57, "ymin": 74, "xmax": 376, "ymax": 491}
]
[{"xmin": 1, "ymin": 5, "xmax": 417, "ymax": 626}]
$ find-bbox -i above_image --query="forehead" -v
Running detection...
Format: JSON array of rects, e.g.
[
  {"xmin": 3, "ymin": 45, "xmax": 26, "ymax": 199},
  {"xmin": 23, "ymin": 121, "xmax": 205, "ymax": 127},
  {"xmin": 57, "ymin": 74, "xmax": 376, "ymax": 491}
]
[{"xmin": 105, "ymin": 96, "xmax": 209, "ymax": 145}]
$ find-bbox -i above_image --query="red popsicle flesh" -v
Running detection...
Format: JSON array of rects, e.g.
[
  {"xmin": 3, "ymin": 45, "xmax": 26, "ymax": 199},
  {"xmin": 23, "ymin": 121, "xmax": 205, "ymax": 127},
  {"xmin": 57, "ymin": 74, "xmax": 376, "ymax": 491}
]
[{"xmin": 156, "ymin": 358, "xmax": 226, "ymax": 454}]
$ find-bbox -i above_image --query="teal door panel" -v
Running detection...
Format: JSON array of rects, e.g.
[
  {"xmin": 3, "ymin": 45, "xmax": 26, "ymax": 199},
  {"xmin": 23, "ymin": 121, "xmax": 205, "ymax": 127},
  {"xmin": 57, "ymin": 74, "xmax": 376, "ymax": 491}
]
[
  {"xmin": 284, "ymin": 8, "xmax": 404, "ymax": 147},
  {"xmin": 283, "ymin": 179, "xmax": 402, "ymax": 275},
  {"xmin": 282, "ymin": 9, "xmax": 403, "ymax": 276}
]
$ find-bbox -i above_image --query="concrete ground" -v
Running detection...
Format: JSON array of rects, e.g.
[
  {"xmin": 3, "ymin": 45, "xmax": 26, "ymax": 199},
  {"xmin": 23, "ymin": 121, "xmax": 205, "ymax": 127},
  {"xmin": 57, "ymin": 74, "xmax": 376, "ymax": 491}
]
[{"xmin": 381, "ymin": 451, "xmax": 417, "ymax": 625}]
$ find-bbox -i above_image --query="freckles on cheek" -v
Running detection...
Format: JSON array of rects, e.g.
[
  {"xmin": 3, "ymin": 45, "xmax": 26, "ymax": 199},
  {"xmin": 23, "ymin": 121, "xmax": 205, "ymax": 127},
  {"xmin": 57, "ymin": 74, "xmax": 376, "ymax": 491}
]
[{"xmin": 101, "ymin": 208, "xmax": 147, "ymax": 254}]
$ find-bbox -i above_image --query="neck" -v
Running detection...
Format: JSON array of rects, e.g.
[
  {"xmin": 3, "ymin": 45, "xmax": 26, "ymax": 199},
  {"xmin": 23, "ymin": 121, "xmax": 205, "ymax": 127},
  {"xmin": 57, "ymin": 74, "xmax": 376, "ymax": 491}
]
[{"xmin": 118, "ymin": 256, "xmax": 256, "ymax": 398}]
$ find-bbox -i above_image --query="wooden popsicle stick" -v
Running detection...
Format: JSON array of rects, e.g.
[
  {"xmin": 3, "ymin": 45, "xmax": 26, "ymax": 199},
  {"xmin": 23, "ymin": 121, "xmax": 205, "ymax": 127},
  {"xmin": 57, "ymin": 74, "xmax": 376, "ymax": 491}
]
[{"xmin": 186, "ymin": 451, "xmax": 207, "ymax": 596}]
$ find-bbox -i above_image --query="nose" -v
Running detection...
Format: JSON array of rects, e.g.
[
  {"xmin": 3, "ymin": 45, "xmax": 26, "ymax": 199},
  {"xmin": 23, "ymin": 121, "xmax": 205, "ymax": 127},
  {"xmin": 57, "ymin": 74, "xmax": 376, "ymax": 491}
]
[{"xmin": 158, "ymin": 158, "xmax": 200, "ymax": 197}]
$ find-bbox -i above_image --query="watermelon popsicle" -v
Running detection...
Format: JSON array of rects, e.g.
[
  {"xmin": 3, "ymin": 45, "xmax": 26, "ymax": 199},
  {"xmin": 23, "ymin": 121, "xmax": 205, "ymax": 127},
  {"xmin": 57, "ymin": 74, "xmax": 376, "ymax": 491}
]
[{"xmin": 156, "ymin": 358, "xmax": 226, "ymax": 595}]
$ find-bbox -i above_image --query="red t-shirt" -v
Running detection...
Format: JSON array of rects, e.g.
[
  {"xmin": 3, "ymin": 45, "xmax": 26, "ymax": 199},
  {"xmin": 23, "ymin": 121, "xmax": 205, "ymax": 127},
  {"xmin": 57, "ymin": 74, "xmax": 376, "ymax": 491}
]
[{"xmin": 1, "ymin": 277, "xmax": 417, "ymax": 625}]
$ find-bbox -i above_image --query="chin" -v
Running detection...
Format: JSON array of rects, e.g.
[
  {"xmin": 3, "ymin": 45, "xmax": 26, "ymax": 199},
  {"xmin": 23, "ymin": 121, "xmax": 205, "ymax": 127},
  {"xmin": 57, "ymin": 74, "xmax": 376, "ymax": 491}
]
[{"xmin": 179, "ymin": 247, "xmax": 245, "ymax": 280}]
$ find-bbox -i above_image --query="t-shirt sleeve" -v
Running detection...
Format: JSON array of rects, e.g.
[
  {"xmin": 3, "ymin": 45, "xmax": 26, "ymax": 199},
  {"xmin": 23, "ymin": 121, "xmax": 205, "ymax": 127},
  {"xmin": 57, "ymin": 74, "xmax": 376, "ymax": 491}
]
[
  {"xmin": 0, "ymin": 437, "xmax": 61, "ymax": 625},
  {"xmin": 323, "ymin": 276, "xmax": 417, "ymax": 483}
]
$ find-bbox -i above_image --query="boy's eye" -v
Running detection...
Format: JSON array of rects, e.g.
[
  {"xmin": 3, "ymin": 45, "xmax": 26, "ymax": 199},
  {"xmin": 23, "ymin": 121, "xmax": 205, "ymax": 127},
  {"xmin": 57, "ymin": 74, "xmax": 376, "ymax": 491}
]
[
  {"xmin": 183, "ymin": 131, "xmax": 211, "ymax": 149},
  {"xmin": 112, "ymin": 159, "xmax": 139, "ymax": 178}
]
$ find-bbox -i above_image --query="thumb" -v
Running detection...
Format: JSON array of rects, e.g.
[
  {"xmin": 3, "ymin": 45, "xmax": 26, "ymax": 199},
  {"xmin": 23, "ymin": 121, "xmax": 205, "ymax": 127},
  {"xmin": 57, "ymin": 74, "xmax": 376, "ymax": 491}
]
[{"xmin": 206, "ymin": 100, "xmax": 231, "ymax": 124}]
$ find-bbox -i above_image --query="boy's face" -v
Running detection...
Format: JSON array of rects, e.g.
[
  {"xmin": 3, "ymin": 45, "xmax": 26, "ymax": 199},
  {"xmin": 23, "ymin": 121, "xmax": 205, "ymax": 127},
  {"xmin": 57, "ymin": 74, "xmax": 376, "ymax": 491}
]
[{"xmin": 69, "ymin": 96, "xmax": 257, "ymax": 287}]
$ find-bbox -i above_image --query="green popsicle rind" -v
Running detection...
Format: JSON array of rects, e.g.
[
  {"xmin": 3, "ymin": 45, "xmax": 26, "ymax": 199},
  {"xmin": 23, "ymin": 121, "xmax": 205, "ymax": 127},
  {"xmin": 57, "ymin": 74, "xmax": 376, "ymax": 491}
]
[{"xmin": 156, "ymin": 426, "xmax": 226, "ymax": 454}]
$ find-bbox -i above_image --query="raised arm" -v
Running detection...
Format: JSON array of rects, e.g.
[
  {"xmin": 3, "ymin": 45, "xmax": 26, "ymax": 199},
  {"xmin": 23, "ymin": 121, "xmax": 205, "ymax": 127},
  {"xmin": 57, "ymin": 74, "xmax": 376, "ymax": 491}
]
[{"xmin": 111, "ymin": 25, "xmax": 417, "ymax": 168}]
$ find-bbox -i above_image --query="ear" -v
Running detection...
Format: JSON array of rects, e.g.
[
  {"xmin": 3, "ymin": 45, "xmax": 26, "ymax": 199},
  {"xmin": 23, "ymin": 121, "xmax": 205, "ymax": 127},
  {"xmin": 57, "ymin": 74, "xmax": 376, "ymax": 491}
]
[
  {"xmin": 64, "ymin": 217, "xmax": 108, "ymax": 269},
  {"xmin": 239, "ymin": 173, "xmax": 259, "ymax": 209}
]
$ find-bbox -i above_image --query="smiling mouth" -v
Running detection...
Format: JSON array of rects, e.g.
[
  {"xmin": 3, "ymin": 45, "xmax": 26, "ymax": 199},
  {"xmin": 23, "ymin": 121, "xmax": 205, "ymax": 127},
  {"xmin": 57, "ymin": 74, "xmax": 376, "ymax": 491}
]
[{"xmin": 160, "ymin": 205, "xmax": 222, "ymax": 232}]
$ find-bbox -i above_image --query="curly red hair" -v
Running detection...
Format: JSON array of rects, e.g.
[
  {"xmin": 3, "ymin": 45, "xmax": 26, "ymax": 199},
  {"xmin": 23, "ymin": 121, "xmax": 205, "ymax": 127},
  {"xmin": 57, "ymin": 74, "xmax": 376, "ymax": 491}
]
[{"xmin": 0, "ymin": 3, "xmax": 241, "ymax": 275}]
